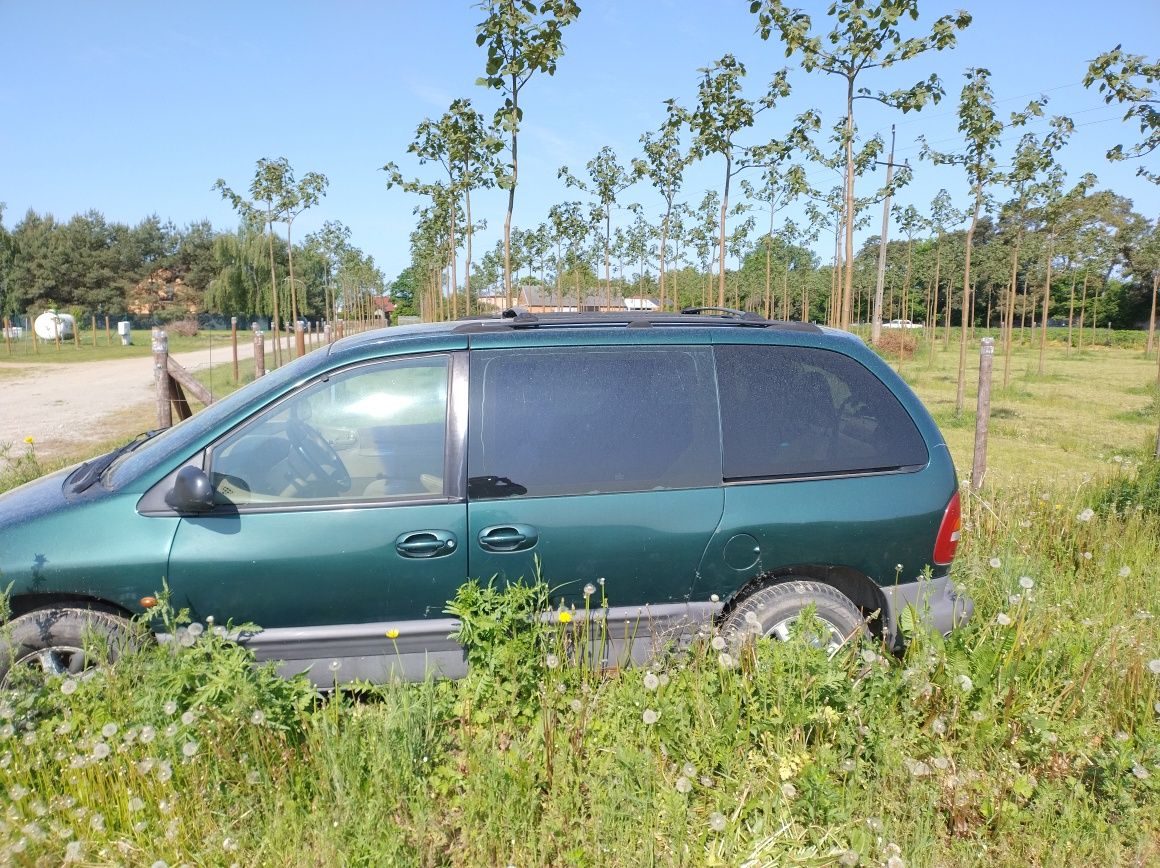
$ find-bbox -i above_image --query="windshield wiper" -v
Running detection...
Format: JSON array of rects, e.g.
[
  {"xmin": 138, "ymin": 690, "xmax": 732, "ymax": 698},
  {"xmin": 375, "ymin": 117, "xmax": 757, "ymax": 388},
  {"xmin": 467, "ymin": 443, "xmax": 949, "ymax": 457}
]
[{"xmin": 66, "ymin": 430, "xmax": 160, "ymax": 494}]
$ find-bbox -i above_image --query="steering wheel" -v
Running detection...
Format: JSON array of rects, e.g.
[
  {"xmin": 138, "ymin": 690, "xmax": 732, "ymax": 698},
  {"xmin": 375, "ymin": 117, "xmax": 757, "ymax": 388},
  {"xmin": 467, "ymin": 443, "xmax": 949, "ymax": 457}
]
[{"xmin": 287, "ymin": 419, "xmax": 351, "ymax": 494}]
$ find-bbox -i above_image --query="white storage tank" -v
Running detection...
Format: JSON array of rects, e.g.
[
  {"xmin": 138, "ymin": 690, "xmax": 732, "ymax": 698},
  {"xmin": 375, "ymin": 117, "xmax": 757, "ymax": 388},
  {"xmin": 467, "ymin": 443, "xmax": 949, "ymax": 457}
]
[{"xmin": 33, "ymin": 310, "xmax": 76, "ymax": 340}]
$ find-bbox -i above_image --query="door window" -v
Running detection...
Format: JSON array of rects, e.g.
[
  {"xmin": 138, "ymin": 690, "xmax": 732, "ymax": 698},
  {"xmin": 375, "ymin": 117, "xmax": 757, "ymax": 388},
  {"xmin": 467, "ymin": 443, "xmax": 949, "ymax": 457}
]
[
  {"xmin": 468, "ymin": 346, "xmax": 720, "ymax": 499},
  {"xmin": 715, "ymin": 345, "xmax": 928, "ymax": 480},
  {"xmin": 209, "ymin": 355, "xmax": 450, "ymax": 506}
]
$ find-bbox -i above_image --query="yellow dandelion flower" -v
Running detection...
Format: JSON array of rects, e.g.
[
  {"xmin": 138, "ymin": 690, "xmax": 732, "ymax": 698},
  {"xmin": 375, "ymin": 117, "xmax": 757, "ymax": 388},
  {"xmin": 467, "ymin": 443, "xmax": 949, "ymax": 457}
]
[
  {"xmin": 558, "ymin": 611, "xmax": 573, "ymax": 624},
  {"xmin": 23, "ymin": 436, "xmax": 34, "ymax": 445},
  {"xmin": 385, "ymin": 629, "xmax": 399, "ymax": 640}
]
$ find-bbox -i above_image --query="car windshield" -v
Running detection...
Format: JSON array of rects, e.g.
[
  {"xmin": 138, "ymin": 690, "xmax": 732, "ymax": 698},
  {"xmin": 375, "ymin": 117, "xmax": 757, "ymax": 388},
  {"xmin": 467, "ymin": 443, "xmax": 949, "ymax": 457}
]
[{"xmin": 104, "ymin": 351, "xmax": 327, "ymax": 490}]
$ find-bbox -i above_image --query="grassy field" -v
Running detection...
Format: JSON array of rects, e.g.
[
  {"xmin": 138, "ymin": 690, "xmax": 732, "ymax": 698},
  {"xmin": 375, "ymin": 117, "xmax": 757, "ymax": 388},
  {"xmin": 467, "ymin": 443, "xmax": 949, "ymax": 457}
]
[
  {"xmin": 1, "ymin": 330, "xmax": 1159, "ymax": 865},
  {"xmin": 0, "ymin": 328, "xmax": 246, "ymax": 364}
]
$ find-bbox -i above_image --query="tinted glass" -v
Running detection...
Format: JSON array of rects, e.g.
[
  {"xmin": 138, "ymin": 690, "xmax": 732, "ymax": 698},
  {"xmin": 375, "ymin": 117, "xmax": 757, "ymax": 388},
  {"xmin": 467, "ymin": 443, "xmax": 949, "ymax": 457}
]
[
  {"xmin": 469, "ymin": 346, "xmax": 719, "ymax": 498},
  {"xmin": 715, "ymin": 345, "xmax": 928, "ymax": 480},
  {"xmin": 209, "ymin": 355, "xmax": 449, "ymax": 506}
]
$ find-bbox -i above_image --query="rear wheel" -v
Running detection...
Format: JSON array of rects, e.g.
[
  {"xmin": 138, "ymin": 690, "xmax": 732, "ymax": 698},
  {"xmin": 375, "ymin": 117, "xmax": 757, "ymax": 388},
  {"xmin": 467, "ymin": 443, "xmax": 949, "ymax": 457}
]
[
  {"xmin": 0, "ymin": 607, "xmax": 139, "ymax": 689},
  {"xmin": 721, "ymin": 580, "xmax": 867, "ymax": 656}
]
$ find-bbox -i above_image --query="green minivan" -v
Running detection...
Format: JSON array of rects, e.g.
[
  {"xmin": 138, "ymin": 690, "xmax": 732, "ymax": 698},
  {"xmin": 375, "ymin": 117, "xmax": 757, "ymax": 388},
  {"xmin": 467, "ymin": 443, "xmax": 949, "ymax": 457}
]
[{"xmin": 0, "ymin": 309, "xmax": 971, "ymax": 684}]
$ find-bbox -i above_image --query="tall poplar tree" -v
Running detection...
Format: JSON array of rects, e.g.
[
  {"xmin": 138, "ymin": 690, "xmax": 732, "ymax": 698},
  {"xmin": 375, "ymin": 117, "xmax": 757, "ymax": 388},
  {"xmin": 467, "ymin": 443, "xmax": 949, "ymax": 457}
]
[{"xmin": 752, "ymin": 0, "xmax": 971, "ymax": 329}]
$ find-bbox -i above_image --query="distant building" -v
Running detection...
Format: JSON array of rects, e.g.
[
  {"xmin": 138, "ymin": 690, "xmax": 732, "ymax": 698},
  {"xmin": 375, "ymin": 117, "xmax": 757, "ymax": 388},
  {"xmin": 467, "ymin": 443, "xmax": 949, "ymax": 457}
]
[
  {"xmin": 371, "ymin": 296, "xmax": 396, "ymax": 325},
  {"xmin": 475, "ymin": 285, "xmax": 659, "ymax": 314}
]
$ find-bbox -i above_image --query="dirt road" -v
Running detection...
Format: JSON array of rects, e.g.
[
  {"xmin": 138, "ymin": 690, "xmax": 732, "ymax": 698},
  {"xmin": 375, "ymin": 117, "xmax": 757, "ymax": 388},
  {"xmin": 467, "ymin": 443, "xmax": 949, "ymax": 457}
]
[{"xmin": 0, "ymin": 338, "xmax": 277, "ymax": 465}]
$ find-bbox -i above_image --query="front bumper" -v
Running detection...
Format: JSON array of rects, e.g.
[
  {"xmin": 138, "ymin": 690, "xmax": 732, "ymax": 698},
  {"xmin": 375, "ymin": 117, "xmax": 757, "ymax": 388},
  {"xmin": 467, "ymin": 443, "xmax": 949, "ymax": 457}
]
[{"xmin": 880, "ymin": 575, "xmax": 973, "ymax": 645}]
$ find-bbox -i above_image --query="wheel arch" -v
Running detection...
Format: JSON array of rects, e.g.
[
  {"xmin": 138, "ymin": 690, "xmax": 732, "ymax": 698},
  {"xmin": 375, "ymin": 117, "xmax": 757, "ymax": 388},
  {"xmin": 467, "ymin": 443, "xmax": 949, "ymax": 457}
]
[
  {"xmin": 7, "ymin": 592, "xmax": 136, "ymax": 623},
  {"xmin": 722, "ymin": 565, "xmax": 890, "ymax": 639}
]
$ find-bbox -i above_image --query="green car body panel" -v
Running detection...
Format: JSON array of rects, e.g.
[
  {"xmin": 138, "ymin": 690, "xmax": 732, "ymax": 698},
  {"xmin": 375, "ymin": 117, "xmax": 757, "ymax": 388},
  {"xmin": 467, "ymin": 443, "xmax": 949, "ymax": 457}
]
[{"xmin": 0, "ymin": 315, "xmax": 971, "ymax": 683}]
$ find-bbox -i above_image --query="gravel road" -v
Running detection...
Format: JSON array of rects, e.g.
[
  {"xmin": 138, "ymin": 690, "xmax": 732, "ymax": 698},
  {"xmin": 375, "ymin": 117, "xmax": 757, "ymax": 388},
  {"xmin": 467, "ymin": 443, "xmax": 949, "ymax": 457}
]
[{"xmin": 0, "ymin": 337, "xmax": 278, "ymax": 465}]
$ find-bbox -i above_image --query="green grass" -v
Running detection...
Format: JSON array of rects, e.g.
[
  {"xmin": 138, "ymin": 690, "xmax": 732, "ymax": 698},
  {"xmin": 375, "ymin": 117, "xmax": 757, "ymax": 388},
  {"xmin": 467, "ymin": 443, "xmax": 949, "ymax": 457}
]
[
  {"xmin": 1, "ymin": 328, "xmax": 240, "ymax": 363},
  {"xmin": 1, "ymin": 334, "xmax": 1160, "ymax": 864}
]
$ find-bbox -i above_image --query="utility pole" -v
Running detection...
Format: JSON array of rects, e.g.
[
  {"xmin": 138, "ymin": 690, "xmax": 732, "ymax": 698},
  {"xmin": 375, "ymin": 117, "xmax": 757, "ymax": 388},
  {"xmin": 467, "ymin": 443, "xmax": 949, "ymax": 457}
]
[{"xmin": 870, "ymin": 125, "xmax": 896, "ymax": 346}]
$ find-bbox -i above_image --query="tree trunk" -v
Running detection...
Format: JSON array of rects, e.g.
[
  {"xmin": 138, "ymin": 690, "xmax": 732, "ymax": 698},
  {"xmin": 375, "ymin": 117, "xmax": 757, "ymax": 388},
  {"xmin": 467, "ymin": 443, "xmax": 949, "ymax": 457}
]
[
  {"xmin": 464, "ymin": 187, "xmax": 473, "ymax": 317},
  {"xmin": 956, "ymin": 194, "xmax": 982, "ymax": 416},
  {"xmin": 265, "ymin": 208, "xmax": 281, "ymax": 368},
  {"xmin": 764, "ymin": 234, "xmax": 772, "ymax": 319},
  {"xmin": 717, "ymin": 157, "xmax": 731, "ymax": 308},
  {"xmin": 503, "ymin": 74, "xmax": 519, "ymax": 309},
  {"xmin": 659, "ymin": 205, "xmax": 670, "ymax": 312},
  {"xmin": 1038, "ymin": 235, "xmax": 1053, "ymax": 375},
  {"xmin": 841, "ymin": 76, "xmax": 856, "ymax": 330},
  {"xmin": 1147, "ymin": 272, "xmax": 1159, "ymax": 355}
]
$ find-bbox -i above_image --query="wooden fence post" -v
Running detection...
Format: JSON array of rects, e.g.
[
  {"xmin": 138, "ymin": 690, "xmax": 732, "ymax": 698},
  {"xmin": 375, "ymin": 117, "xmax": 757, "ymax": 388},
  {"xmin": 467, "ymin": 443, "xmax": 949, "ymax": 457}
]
[
  {"xmin": 91, "ymin": 314, "xmax": 97, "ymax": 348},
  {"xmin": 971, "ymin": 337, "xmax": 995, "ymax": 492},
  {"xmin": 231, "ymin": 316, "xmax": 238, "ymax": 383},
  {"xmin": 152, "ymin": 327, "xmax": 173, "ymax": 429},
  {"xmin": 3, "ymin": 317, "xmax": 10, "ymax": 356},
  {"xmin": 105, "ymin": 315, "xmax": 111, "ymax": 346},
  {"xmin": 252, "ymin": 323, "xmax": 265, "ymax": 378},
  {"xmin": 295, "ymin": 319, "xmax": 306, "ymax": 358}
]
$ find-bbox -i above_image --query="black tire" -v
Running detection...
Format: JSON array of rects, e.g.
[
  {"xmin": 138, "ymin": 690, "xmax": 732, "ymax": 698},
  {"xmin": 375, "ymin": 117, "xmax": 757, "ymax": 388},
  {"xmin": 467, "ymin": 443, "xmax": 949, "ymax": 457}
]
[
  {"xmin": 721, "ymin": 580, "xmax": 867, "ymax": 655},
  {"xmin": 0, "ymin": 607, "xmax": 139, "ymax": 688}
]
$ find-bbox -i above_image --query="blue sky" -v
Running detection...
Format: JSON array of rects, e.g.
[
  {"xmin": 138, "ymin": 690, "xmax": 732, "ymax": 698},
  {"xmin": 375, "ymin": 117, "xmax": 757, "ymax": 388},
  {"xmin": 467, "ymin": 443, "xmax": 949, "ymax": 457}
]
[{"xmin": 1, "ymin": 1, "xmax": 1157, "ymax": 283}]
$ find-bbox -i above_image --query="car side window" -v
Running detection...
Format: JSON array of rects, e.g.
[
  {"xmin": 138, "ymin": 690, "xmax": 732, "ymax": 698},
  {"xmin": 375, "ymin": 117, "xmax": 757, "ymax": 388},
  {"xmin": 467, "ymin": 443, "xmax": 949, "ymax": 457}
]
[
  {"xmin": 715, "ymin": 345, "xmax": 928, "ymax": 481},
  {"xmin": 209, "ymin": 355, "xmax": 450, "ymax": 506},
  {"xmin": 468, "ymin": 346, "xmax": 720, "ymax": 499}
]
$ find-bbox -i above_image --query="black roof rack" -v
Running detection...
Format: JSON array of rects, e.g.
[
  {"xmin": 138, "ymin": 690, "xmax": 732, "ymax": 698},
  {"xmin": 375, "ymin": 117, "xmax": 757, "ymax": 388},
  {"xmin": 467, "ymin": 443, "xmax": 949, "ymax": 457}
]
[{"xmin": 452, "ymin": 308, "xmax": 822, "ymax": 333}]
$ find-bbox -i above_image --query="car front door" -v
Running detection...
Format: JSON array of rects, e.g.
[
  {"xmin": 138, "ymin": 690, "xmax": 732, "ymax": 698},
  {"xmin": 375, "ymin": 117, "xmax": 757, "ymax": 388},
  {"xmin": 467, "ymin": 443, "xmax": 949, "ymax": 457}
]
[{"xmin": 164, "ymin": 352, "xmax": 469, "ymax": 682}]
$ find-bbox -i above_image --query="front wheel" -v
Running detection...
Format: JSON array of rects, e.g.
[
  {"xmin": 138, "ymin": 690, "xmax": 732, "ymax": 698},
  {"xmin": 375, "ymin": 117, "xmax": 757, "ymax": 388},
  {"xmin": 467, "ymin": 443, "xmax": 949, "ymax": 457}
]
[
  {"xmin": 720, "ymin": 580, "xmax": 867, "ymax": 656},
  {"xmin": 0, "ymin": 607, "xmax": 139, "ymax": 689}
]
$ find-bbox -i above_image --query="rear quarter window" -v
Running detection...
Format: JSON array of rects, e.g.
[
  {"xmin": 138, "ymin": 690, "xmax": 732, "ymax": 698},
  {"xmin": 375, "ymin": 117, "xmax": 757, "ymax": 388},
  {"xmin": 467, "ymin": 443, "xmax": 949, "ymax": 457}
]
[{"xmin": 715, "ymin": 345, "xmax": 928, "ymax": 480}]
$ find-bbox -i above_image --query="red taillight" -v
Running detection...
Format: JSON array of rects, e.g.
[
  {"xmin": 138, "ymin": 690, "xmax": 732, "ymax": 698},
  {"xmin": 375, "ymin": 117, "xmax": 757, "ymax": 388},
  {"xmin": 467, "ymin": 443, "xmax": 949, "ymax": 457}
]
[{"xmin": 933, "ymin": 491, "xmax": 961, "ymax": 565}]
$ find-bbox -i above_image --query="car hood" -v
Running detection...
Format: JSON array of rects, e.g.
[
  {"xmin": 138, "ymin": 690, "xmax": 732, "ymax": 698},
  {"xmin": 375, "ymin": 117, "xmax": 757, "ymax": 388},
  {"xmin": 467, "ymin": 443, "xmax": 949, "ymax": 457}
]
[{"xmin": 0, "ymin": 465, "xmax": 77, "ymax": 532}]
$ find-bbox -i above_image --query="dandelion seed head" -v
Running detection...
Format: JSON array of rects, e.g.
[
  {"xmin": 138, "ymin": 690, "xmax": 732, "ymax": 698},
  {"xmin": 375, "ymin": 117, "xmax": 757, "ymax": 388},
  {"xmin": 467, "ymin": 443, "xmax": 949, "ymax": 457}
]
[
  {"xmin": 933, "ymin": 757, "xmax": 950, "ymax": 770},
  {"xmin": 1134, "ymin": 764, "xmax": 1151, "ymax": 780},
  {"xmin": 1115, "ymin": 731, "xmax": 1130, "ymax": 742},
  {"xmin": 1119, "ymin": 565, "xmax": 1131, "ymax": 578},
  {"xmin": 9, "ymin": 784, "xmax": 27, "ymax": 801},
  {"xmin": 643, "ymin": 672, "xmax": 660, "ymax": 691},
  {"xmin": 92, "ymin": 742, "xmax": 110, "ymax": 760},
  {"xmin": 140, "ymin": 726, "xmax": 156, "ymax": 744},
  {"xmin": 182, "ymin": 740, "xmax": 199, "ymax": 758},
  {"xmin": 642, "ymin": 709, "xmax": 659, "ymax": 725},
  {"xmin": 89, "ymin": 813, "xmax": 104, "ymax": 832},
  {"xmin": 327, "ymin": 659, "xmax": 342, "ymax": 672},
  {"xmin": 250, "ymin": 710, "xmax": 266, "ymax": 726},
  {"xmin": 63, "ymin": 840, "xmax": 82, "ymax": 863},
  {"xmin": 840, "ymin": 759, "xmax": 856, "ymax": 773},
  {"xmin": 178, "ymin": 631, "xmax": 196, "ymax": 648},
  {"xmin": 682, "ymin": 762, "xmax": 697, "ymax": 778},
  {"xmin": 744, "ymin": 610, "xmax": 760, "ymax": 626},
  {"xmin": 545, "ymin": 654, "xmax": 559, "ymax": 670},
  {"xmin": 699, "ymin": 775, "xmax": 714, "ymax": 787},
  {"xmin": 709, "ymin": 593, "xmax": 719, "ymax": 603},
  {"xmin": 658, "ymin": 673, "xmax": 670, "ymax": 687},
  {"xmin": 128, "ymin": 797, "xmax": 145, "ymax": 812},
  {"xmin": 956, "ymin": 674, "xmax": 973, "ymax": 693},
  {"xmin": 710, "ymin": 635, "xmax": 726, "ymax": 651},
  {"xmin": 570, "ymin": 699, "xmax": 582, "ymax": 713},
  {"xmin": 996, "ymin": 613, "xmax": 1012, "ymax": 626},
  {"xmin": 1008, "ymin": 594, "xmax": 1022, "ymax": 606},
  {"xmin": 886, "ymin": 856, "xmax": 906, "ymax": 868},
  {"xmin": 555, "ymin": 682, "xmax": 567, "ymax": 694},
  {"xmin": 583, "ymin": 583, "xmax": 596, "ymax": 598},
  {"xmin": 988, "ymin": 557, "xmax": 1001, "ymax": 569},
  {"xmin": 1083, "ymin": 551, "xmax": 1093, "ymax": 560},
  {"xmin": 1019, "ymin": 576, "xmax": 1034, "ymax": 590},
  {"xmin": 60, "ymin": 679, "xmax": 78, "ymax": 696},
  {"xmin": 709, "ymin": 811, "xmax": 727, "ymax": 832},
  {"xmin": 1148, "ymin": 659, "xmax": 1160, "ymax": 675},
  {"xmin": 931, "ymin": 717, "xmax": 946, "ymax": 736},
  {"xmin": 247, "ymin": 770, "xmax": 261, "ymax": 785},
  {"xmin": 186, "ymin": 622, "xmax": 204, "ymax": 637},
  {"xmin": 675, "ymin": 776, "xmax": 692, "ymax": 794},
  {"xmin": 781, "ymin": 782, "xmax": 797, "ymax": 799},
  {"xmin": 718, "ymin": 652, "xmax": 736, "ymax": 669},
  {"xmin": 0, "ymin": 724, "xmax": 14, "ymax": 739},
  {"xmin": 1077, "ymin": 508, "xmax": 1095, "ymax": 522},
  {"xmin": 101, "ymin": 723, "xmax": 118, "ymax": 738}
]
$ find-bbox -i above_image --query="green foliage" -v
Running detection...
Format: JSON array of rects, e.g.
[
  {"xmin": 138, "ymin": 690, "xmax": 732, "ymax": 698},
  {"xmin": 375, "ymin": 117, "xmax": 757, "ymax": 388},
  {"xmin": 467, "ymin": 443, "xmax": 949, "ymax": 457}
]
[{"xmin": 1084, "ymin": 46, "xmax": 1160, "ymax": 184}]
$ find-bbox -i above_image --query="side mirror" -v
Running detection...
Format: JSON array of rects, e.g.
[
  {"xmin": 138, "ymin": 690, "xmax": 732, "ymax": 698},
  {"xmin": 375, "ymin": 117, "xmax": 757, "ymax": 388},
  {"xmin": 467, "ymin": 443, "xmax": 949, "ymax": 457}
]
[{"xmin": 166, "ymin": 466, "xmax": 215, "ymax": 513}]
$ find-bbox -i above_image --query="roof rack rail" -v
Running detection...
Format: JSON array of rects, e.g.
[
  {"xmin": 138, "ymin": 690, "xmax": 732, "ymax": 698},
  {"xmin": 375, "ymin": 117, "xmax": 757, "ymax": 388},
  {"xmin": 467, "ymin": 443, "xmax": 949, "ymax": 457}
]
[
  {"xmin": 500, "ymin": 307, "xmax": 539, "ymax": 327},
  {"xmin": 680, "ymin": 306, "xmax": 766, "ymax": 323}
]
